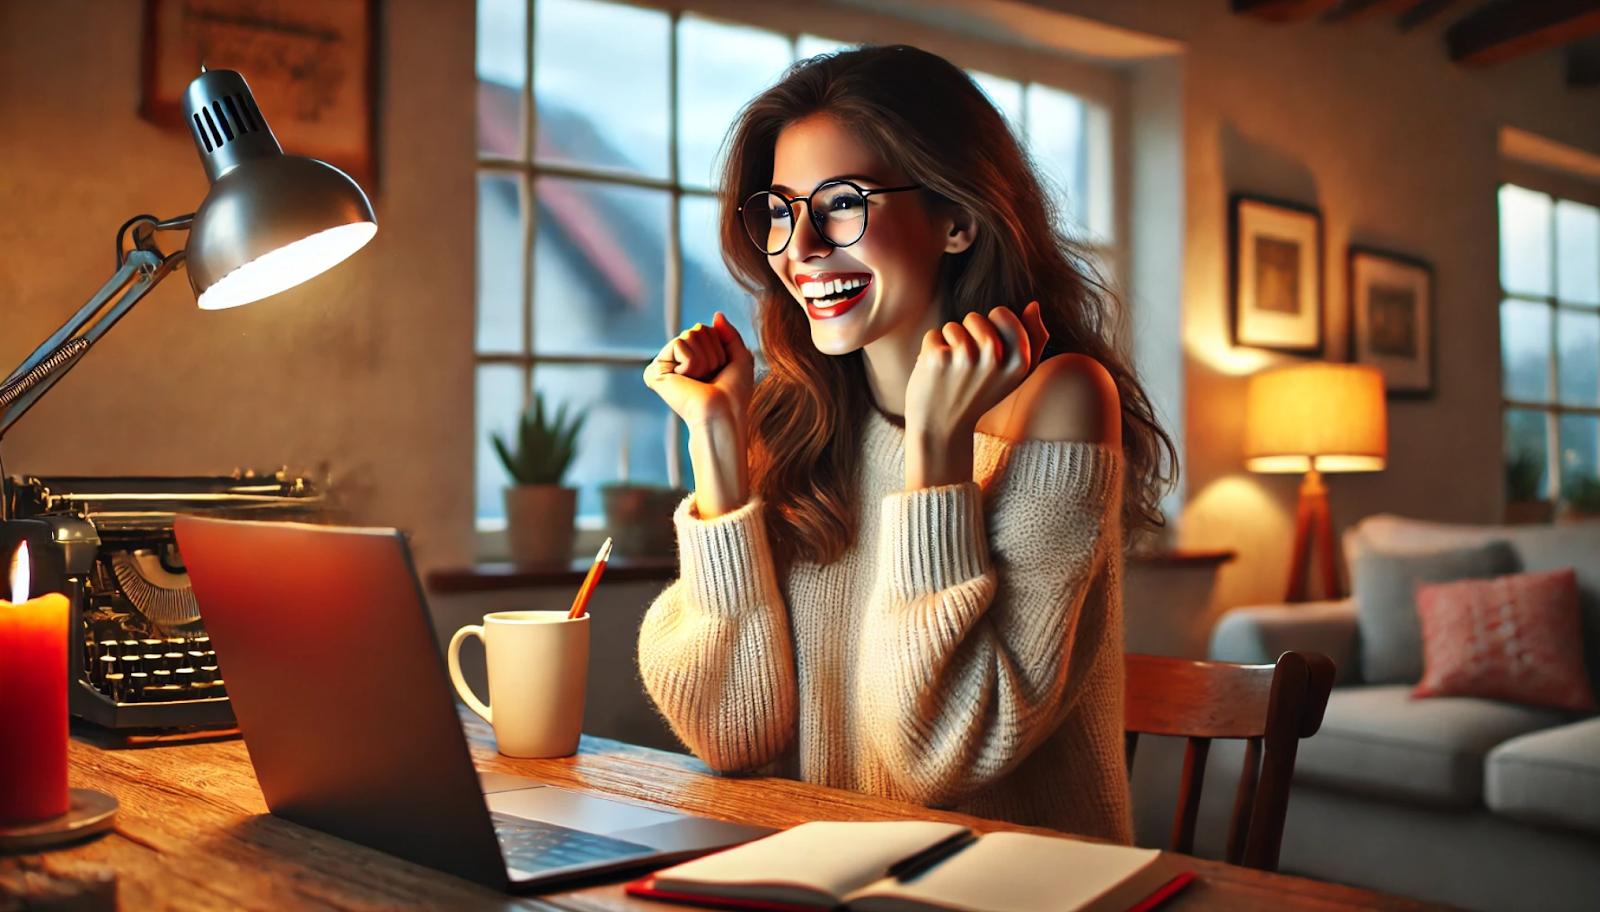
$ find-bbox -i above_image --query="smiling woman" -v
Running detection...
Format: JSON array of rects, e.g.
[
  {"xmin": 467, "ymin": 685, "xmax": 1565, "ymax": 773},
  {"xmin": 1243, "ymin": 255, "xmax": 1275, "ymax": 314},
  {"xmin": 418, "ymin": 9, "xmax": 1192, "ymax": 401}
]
[{"xmin": 635, "ymin": 45, "xmax": 1174, "ymax": 845}]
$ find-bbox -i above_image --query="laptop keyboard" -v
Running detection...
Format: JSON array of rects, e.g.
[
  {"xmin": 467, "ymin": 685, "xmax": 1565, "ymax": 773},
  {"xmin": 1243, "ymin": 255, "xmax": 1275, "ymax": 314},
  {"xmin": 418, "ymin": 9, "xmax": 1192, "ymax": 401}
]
[{"xmin": 492, "ymin": 814, "xmax": 656, "ymax": 874}]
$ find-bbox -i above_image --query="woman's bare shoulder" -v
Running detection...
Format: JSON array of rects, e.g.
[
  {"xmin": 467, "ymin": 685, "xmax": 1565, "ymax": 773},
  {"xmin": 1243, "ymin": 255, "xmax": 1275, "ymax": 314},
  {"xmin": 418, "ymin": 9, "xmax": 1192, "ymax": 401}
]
[{"xmin": 978, "ymin": 354, "xmax": 1121, "ymax": 445}]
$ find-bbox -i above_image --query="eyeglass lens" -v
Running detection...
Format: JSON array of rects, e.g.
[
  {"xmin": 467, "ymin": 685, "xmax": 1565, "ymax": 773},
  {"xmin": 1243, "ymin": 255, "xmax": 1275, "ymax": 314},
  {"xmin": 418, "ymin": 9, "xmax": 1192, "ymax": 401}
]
[{"xmin": 742, "ymin": 182, "xmax": 869, "ymax": 254}]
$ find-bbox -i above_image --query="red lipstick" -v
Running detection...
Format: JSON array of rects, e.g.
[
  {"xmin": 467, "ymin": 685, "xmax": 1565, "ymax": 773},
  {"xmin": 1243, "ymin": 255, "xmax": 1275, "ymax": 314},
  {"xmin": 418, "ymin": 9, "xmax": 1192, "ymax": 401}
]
[{"xmin": 796, "ymin": 272, "xmax": 872, "ymax": 321}]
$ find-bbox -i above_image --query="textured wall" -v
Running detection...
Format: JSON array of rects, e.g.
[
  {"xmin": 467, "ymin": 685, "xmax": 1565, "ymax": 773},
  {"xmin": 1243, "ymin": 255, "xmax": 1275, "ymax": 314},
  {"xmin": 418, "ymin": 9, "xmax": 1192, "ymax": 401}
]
[
  {"xmin": 1034, "ymin": 0, "xmax": 1600, "ymax": 610},
  {"xmin": 0, "ymin": 0, "xmax": 476, "ymax": 574}
]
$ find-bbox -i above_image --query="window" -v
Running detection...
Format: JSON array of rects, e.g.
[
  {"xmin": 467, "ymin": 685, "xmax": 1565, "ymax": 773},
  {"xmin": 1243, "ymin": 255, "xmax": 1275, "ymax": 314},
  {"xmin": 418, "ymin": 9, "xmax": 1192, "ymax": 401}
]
[
  {"xmin": 475, "ymin": 0, "xmax": 1115, "ymax": 535},
  {"xmin": 1500, "ymin": 184, "xmax": 1600, "ymax": 502}
]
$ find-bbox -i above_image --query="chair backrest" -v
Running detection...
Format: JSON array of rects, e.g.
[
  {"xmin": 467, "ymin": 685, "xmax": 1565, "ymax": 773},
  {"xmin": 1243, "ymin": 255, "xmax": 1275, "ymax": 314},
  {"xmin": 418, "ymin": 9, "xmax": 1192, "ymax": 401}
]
[{"xmin": 1125, "ymin": 650, "xmax": 1335, "ymax": 872}]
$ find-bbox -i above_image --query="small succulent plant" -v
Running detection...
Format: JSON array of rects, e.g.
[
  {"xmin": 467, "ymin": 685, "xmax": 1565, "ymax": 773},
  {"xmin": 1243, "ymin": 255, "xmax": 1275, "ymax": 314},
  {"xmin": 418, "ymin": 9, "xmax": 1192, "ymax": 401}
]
[
  {"xmin": 1505, "ymin": 449, "xmax": 1545, "ymax": 503},
  {"xmin": 492, "ymin": 394, "xmax": 584, "ymax": 487},
  {"xmin": 1561, "ymin": 473, "xmax": 1600, "ymax": 516}
]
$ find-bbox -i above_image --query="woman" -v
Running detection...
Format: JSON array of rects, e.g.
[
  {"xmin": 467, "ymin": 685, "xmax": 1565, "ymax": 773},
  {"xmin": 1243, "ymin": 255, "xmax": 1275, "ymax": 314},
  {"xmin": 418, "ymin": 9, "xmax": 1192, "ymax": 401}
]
[{"xmin": 638, "ymin": 45, "xmax": 1174, "ymax": 844}]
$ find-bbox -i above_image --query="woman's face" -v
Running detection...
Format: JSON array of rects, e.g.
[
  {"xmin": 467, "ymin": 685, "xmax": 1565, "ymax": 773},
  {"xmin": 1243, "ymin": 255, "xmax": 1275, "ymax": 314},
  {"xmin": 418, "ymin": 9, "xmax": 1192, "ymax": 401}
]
[{"xmin": 764, "ymin": 115, "xmax": 966, "ymax": 356}]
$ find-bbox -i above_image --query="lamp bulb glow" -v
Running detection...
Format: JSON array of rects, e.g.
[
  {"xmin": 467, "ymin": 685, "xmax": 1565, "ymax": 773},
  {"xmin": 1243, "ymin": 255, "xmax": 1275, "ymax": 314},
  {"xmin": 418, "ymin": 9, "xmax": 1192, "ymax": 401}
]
[
  {"xmin": 196, "ymin": 220, "xmax": 377, "ymax": 311},
  {"xmin": 9, "ymin": 540, "xmax": 30, "ymax": 603}
]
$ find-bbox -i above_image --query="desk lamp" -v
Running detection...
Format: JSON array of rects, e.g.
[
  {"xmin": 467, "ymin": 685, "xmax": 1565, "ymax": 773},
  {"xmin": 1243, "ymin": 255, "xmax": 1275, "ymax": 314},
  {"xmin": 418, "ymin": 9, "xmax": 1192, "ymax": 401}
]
[
  {"xmin": 0, "ymin": 67, "xmax": 376, "ymax": 513},
  {"xmin": 1244, "ymin": 363, "xmax": 1387, "ymax": 602}
]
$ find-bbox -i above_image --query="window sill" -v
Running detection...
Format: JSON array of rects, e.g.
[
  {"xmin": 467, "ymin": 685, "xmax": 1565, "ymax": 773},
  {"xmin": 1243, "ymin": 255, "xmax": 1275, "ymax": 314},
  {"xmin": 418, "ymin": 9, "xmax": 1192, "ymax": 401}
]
[
  {"xmin": 427, "ymin": 548, "xmax": 1235, "ymax": 593},
  {"xmin": 427, "ymin": 556, "xmax": 677, "ymax": 593}
]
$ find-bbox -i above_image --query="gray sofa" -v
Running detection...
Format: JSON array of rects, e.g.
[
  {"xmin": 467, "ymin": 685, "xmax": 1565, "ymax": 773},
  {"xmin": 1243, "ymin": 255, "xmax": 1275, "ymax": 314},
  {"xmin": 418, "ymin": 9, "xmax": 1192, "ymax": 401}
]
[{"xmin": 1206, "ymin": 515, "xmax": 1600, "ymax": 912}]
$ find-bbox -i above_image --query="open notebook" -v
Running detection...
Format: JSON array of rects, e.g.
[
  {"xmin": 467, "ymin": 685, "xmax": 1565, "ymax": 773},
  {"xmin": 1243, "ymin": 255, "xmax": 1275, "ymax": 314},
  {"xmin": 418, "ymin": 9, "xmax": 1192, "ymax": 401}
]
[{"xmin": 625, "ymin": 821, "xmax": 1193, "ymax": 912}]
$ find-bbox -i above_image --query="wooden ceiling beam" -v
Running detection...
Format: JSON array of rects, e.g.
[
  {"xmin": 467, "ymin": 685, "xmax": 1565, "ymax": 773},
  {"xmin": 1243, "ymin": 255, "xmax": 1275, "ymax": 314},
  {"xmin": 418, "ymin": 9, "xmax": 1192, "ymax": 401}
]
[
  {"xmin": 1323, "ymin": 0, "xmax": 1426, "ymax": 23},
  {"xmin": 1232, "ymin": 0, "xmax": 1344, "ymax": 23},
  {"xmin": 1445, "ymin": 0, "xmax": 1600, "ymax": 66},
  {"xmin": 1568, "ymin": 39, "xmax": 1600, "ymax": 86},
  {"xmin": 1397, "ymin": 0, "xmax": 1462, "ymax": 32}
]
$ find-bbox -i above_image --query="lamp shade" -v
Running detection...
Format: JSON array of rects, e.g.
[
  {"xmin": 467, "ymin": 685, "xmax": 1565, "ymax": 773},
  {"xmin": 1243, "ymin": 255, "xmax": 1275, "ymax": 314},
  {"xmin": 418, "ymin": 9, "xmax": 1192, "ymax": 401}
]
[
  {"xmin": 180, "ymin": 69, "xmax": 376, "ymax": 310},
  {"xmin": 1244, "ymin": 363, "xmax": 1387, "ymax": 474}
]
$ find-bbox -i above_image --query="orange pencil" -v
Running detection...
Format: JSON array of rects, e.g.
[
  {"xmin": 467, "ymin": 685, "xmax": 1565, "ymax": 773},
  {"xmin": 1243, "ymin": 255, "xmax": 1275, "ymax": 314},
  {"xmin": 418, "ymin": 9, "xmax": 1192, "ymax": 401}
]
[{"xmin": 567, "ymin": 538, "xmax": 613, "ymax": 619}]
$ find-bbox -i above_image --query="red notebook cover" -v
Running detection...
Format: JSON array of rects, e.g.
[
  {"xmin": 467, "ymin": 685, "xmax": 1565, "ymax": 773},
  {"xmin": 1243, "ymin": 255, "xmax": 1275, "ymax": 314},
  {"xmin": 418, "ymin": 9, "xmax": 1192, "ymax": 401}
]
[{"xmin": 623, "ymin": 869, "xmax": 1197, "ymax": 912}]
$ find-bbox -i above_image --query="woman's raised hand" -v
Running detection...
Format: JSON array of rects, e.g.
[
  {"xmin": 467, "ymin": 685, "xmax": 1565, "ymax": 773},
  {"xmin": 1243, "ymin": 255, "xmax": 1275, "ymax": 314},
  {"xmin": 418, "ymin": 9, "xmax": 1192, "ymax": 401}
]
[
  {"xmin": 643, "ymin": 312, "xmax": 754, "ymax": 517},
  {"xmin": 903, "ymin": 302, "xmax": 1049, "ymax": 489},
  {"xmin": 645, "ymin": 311, "xmax": 755, "ymax": 429}
]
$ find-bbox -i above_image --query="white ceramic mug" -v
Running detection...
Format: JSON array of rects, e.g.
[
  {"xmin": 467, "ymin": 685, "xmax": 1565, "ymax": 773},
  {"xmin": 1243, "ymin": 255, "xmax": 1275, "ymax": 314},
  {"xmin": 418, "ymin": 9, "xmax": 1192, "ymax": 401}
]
[{"xmin": 448, "ymin": 610, "xmax": 588, "ymax": 758}]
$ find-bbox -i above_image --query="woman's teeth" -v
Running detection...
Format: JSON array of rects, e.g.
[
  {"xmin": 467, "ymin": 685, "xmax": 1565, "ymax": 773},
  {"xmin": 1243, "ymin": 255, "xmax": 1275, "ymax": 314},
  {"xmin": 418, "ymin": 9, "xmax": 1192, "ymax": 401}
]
[{"xmin": 802, "ymin": 277, "xmax": 868, "ymax": 302}]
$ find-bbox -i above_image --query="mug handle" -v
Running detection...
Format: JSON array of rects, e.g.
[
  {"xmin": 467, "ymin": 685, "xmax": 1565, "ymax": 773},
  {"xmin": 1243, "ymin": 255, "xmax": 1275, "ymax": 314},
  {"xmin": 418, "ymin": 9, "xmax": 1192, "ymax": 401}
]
[{"xmin": 448, "ymin": 625, "xmax": 492, "ymax": 724}]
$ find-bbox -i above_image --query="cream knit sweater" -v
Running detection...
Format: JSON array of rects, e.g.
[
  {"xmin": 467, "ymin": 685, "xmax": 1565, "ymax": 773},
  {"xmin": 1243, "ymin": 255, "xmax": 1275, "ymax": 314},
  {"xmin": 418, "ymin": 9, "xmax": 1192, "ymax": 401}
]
[{"xmin": 637, "ymin": 407, "xmax": 1131, "ymax": 843}]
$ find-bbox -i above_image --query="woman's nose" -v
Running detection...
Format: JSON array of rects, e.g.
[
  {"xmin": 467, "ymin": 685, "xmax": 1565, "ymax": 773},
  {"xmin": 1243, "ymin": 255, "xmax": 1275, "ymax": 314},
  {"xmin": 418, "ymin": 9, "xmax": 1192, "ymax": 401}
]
[{"xmin": 787, "ymin": 207, "xmax": 831, "ymax": 262}]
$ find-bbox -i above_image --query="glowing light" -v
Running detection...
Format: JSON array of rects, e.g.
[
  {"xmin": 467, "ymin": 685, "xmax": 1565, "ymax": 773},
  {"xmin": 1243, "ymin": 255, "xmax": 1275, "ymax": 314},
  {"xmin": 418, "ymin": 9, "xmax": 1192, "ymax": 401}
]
[
  {"xmin": 197, "ymin": 221, "xmax": 377, "ymax": 311},
  {"xmin": 8, "ymin": 540, "xmax": 30, "ymax": 603}
]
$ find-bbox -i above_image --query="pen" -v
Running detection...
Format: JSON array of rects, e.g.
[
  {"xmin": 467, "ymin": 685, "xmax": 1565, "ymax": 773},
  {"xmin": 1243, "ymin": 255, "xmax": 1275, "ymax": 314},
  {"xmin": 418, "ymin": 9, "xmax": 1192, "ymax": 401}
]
[
  {"xmin": 566, "ymin": 538, "xmax": 613, "ymax": 619},
  {"xmin": 887, "ymin": 831, "xmax": 977, "ymax": 882}
]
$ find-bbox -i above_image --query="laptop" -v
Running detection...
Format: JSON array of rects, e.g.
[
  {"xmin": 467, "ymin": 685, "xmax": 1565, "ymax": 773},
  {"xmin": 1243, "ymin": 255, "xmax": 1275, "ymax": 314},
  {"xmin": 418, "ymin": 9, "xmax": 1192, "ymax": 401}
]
[{"xmin": 173, "ymin": 516, "xmax": 771, "ymax": 891}]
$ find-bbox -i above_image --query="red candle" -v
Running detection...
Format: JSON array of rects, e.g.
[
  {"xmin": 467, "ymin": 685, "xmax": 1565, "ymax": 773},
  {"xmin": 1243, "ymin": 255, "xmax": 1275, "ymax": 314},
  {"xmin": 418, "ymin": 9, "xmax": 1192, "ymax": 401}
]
[{"xmin": 0, "ymin": 540, "xmax": 70, "ymax": 823}]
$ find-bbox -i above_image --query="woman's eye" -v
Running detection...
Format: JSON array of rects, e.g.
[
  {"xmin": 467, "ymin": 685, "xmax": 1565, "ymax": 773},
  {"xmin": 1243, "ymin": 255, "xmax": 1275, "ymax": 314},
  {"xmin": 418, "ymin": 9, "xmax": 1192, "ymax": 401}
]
[
  {"xmin": 828, "ymin": 195, "xmax": 864, "ymax": 215},
  {"xmin": 767, "ymin": 204, "xmax": 791, "ymax": 220}
]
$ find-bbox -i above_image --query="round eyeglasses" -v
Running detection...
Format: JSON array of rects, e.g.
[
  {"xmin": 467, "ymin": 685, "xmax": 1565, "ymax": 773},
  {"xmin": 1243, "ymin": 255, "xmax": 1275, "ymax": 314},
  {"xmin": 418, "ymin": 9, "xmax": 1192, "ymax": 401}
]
[{"xmin": 737, "ymin": 180, "xmax": 922, "ymax": 255}]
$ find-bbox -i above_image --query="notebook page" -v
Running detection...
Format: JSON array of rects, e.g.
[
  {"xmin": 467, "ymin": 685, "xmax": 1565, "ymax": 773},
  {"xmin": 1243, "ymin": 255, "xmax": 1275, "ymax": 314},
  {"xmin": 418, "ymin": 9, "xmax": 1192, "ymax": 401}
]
[
  {"xmin": 653, "ymin": 820, "xmax": 970, "ymax": 906},
  {"xmin": 846, "ymin": 832, "xmax": 1164, "ymax": 912}
]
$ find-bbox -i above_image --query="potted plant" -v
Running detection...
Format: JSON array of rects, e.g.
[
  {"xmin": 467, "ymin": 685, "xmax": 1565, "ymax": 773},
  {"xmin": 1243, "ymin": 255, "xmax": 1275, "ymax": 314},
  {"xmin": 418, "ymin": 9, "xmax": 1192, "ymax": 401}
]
[
  {"xmin": 493, "ymin": 394, "xmax": 584, "ymax": 565},
  {"xmin": 596, "ymin": 426, "xmax": 686, "ymax": 559},
  {"xmin": 1558, "ymin": 473, "xmax": 1600, "ymax": 524},
  {"xmin": 1504, "ymin": 449, "xmax": 1553, "ymax": 525}
]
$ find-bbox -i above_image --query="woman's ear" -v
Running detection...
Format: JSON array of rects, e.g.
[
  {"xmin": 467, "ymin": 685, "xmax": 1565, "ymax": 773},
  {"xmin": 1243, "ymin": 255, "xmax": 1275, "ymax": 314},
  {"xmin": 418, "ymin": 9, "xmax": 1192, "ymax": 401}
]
[{"xmin": 944, "ymin": 208, "xmax": 978, "ymax": 254}]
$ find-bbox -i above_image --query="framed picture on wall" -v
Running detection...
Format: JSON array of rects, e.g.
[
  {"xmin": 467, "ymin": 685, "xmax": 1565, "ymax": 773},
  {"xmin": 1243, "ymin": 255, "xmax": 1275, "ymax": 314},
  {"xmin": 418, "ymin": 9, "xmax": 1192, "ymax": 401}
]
[
  {"xmin": 139, "ymin": 0, "xmax": 379, "ymax": 192},
  {"xmin": 1350, "ymin": 247, "xmax": 1434, "ymax": 398},
  {"xmin": 1230, "ymin": 195, "xmax": 1324, "ymax": 355}
]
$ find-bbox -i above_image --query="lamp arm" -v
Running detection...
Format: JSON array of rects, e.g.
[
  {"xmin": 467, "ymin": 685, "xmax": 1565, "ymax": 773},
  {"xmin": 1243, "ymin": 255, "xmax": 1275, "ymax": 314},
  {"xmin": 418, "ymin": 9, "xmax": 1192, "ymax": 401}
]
[{"xmin": 0, "ymin": 240, "xmax": 187, "ymax": 441}]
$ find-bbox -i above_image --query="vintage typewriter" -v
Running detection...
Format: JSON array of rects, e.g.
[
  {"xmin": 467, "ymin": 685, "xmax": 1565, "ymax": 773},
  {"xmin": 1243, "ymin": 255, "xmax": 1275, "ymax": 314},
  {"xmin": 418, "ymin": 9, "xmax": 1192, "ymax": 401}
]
[{"xmin": 2, "ymin": 472, "xmax": 323, "ymax": 730}]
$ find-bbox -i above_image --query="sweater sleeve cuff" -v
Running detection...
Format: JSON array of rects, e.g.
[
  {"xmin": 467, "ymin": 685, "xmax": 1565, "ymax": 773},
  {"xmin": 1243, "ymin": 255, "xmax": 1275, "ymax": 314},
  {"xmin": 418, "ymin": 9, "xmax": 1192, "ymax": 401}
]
[
  {"xmin": 675, "ymin": 494, "xmax": 780, "ymax": 618},
  {"xmin": 881, "ymin": 482, "xmax": 990, "ymax": 600},
  {"xmin": 999, "ymin": 440, "xmax": 1121, "ymax": 505}
]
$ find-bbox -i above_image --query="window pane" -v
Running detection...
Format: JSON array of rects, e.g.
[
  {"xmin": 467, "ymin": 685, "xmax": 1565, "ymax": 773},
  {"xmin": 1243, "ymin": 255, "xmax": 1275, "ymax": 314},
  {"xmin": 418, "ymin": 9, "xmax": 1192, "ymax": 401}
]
[
  {"xmin": 1558, "ymin": 308, "xmax": 1600, "ymax": 407},
  {"xmin": 477, "ymin": 0, "xmax": 526, "ymax": 159},
  {"xmin": 680, "ymin": 195, "xmax": 758, "ymax": 345},
  {"xmin": 1501, "ymin": 298, "xmax": 1551, "ymax": 403},
  {"xmin": 535, "ymin": 0, "xmax": 670, "ymax": 178},
  {"xmin": 1025, "ymin": 84, "xmax": 1088, "ymax": 236},
  {"xmin": 797, "ymin": 34, "xmax": 850, "ymax": 59},
  {"xmin": 968, "ymin": 70, "xmax": 1023, "ymax": 138},
  {"xmin": 477, "ymin": 173, "xmax": 524, "ymax": 354},
  {"xmin": 533, "ymin": 364, "xmax": 673, "ymax": 519},
  {"xmin": 1505, "ymin": 408, "xmax": 1549, "ymax": 501},
  {"xmin": 476, "ymin": 364, "xmax": 526, "ymax": 523},
  {"xmin": 1560, "ymin": 414, "xmax": 1600, "ymax": 492},
  {"xmin": 1500, "ymin": 184, "xmax": 1552, "ymax": 297},
  {"xmin": 533, "ymin": 178, "xmax": 668, "ymax": 356},
  {"xmin": 1557, "ymin": 199, "xmax": 1600, "ymax": 306},
  {"xmin": 678, "ymin": 16, "xmax": 793, "ymax": 190}
]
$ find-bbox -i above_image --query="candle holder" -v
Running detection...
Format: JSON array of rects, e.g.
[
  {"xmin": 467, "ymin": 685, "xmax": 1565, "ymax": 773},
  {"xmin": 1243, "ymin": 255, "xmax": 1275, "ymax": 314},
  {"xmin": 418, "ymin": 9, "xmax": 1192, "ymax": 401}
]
[{"xmin": 0, "ymin": 789, "xmax": 119, "ymax": 854}]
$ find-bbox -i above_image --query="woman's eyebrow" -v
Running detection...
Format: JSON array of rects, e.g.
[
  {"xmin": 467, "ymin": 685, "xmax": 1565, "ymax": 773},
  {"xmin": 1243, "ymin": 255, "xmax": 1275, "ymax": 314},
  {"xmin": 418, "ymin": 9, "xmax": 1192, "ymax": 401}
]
[{"xmin": 770, "ymin": 173, "xmax": 885, "ymax": 194}]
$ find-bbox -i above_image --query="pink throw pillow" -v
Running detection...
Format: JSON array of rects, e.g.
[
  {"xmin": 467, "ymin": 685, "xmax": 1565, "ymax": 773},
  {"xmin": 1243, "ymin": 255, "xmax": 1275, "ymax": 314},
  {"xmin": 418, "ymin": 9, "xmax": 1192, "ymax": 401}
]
[{"xmin": 1413, "ymin": 568, "xmax": 1598, "ymax": 712}]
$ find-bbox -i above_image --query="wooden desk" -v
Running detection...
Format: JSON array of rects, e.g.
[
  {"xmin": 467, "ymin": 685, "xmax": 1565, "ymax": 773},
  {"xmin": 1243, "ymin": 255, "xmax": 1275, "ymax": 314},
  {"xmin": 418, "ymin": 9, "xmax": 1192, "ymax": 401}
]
[{"xmin": 3, "ymin": 714, "xmax": 1452, "ymax": 911}]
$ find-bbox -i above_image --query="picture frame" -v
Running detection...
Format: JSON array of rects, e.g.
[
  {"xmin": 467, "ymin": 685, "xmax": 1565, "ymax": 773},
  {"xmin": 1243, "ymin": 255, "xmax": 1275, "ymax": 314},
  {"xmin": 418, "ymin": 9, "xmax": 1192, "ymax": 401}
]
[
  {"xmin": 1349, "ymin": 246, "xmax": 1434, "ymax": 398},
  {"xmin": 1230, "ymin": 195, "xmax": 1324, "ymax": 355},
  {"xmin": 139, "ymin": 0, "xmax": 379, "ymax": 192}
]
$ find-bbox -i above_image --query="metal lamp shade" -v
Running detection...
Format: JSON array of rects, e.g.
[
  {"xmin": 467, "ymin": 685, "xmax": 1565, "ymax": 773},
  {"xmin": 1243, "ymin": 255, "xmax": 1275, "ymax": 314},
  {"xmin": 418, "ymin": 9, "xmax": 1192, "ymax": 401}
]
[{"xmin": 180, "ymin": 69, "xmax": 376, "ymax": 310}]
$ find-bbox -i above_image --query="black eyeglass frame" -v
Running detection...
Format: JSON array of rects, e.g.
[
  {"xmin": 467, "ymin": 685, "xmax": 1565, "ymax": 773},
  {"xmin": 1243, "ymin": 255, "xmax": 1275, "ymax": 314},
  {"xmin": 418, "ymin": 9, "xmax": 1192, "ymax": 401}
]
[{"xmin": 737, "ymin": 180, "xmax": 923, "ymax": 255}]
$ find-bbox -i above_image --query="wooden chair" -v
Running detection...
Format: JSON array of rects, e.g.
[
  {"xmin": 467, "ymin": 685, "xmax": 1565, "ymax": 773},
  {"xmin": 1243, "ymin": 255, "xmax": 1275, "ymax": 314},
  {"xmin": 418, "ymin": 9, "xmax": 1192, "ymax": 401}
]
[{"xmin": 1124, "ymin": 650, "xmax": 1336, "ymax": 872}]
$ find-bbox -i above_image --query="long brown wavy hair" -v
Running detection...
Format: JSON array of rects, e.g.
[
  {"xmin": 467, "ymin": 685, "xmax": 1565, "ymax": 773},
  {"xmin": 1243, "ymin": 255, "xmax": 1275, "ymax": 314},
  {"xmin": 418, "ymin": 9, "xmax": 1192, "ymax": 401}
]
[{"xmin": 718, "ymin": 45, "xmax": 1176, "ymax": 567}]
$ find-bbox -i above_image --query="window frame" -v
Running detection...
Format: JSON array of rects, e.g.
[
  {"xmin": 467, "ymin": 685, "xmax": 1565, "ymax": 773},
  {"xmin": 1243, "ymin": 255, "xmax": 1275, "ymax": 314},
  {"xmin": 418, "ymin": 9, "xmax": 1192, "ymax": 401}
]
[
  {"xmin": 1500, "ymin": 177, "xmax": 1600, "ymax": 502},
  {"xmin": 474, "ymin": 0, "xmax": 1130, "ymax": 545}
]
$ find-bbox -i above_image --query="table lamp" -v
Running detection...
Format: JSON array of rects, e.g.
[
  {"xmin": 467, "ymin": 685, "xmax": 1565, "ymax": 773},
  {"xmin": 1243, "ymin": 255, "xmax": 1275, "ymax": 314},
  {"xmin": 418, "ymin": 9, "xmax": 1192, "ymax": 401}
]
[
  {"xmin": 1244, "ymin": 363, "xmax": 1387, "ymax": 602},
  {"xmin": 0, "ymin": 67, "xmax": 377, "ymax": 508}
]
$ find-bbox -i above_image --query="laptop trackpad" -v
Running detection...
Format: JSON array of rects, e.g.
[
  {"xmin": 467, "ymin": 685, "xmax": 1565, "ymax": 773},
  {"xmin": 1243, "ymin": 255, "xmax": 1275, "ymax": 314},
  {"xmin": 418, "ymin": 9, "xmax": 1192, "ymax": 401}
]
[{"xmin": 486, "ymin": 786, "xmax": 682, "ymax": 835}]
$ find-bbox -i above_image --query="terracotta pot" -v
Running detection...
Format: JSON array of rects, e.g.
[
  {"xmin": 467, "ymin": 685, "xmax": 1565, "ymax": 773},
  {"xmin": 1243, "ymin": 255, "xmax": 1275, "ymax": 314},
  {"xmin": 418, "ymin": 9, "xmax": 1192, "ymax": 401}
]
[
  {"xmin": 601, "ymin": 485, "xmax": 687, "ymax": 558},
  {"xmin": 1504, "ymin": 500, "xmax": 1555, "ymax": 525},
  {"xmin": 504, "ymin": 485, "xmax": 577, "ymax": 566}
]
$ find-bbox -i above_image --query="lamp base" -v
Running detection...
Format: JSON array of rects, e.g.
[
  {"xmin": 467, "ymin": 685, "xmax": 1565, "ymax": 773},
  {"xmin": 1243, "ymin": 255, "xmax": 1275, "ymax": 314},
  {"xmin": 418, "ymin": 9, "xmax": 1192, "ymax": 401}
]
[
  {"xmin": 0, "ymin": 789, "xmax": 118, "ymax": 855},
  {"xmin": 1286, "ymin": 469, "xmax": 1340, "ymax": 603}
]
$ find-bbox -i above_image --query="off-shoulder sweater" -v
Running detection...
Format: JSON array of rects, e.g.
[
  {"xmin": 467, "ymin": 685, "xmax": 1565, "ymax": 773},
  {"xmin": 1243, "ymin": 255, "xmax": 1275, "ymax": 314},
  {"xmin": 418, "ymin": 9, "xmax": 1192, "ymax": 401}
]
[{"xmin": 636, "ymin": 407, "xmax": 1131, "ymax": 843}]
